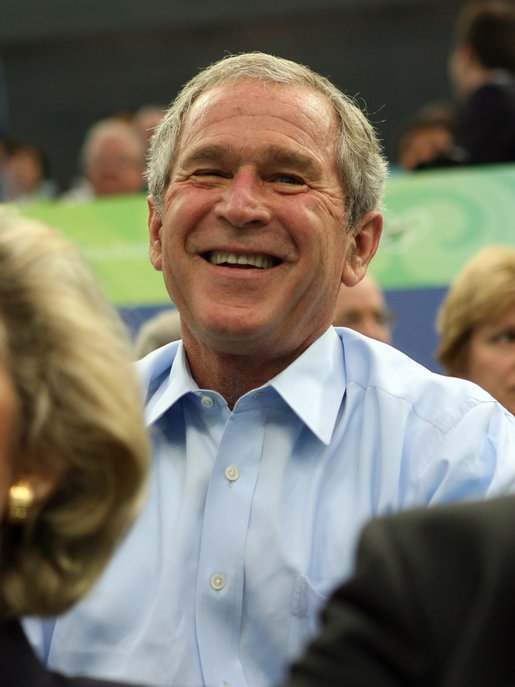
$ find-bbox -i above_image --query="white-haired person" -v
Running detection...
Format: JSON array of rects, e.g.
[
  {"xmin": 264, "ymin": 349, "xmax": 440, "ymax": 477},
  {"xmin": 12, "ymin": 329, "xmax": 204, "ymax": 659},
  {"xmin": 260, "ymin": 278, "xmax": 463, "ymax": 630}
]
[
  {"xmin": 0, "ymin": 208, "xmax": 149, "ymax": 686},
  {"xmin": 64, "ymin": 118, "xmax": 145, "ymax": 200},
  {"xmin": 28, "ymin": 52, "xmax": 515, "ymax": 687}
]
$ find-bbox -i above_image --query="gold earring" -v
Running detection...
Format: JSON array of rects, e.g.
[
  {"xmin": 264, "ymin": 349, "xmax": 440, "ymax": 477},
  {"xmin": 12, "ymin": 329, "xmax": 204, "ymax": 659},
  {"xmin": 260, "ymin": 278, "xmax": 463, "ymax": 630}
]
[{"xmin": 8, "ymin": 480, "xmax": 35, "ymax": 523}]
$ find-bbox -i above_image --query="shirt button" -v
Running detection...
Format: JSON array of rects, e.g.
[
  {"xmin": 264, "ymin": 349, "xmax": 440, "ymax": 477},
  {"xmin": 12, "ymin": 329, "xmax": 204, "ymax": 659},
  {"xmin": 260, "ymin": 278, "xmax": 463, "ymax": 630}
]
[
  {"xmin": 201, "ymin": 395, "xmax": 214, "ymax": 408},
  {"xmin": 210, "ymin": 573, "xmax": 226, "ymax": 591},
  {"xmin": 224, "ymin": 465, "xmax": 239, "ymax": 482}
]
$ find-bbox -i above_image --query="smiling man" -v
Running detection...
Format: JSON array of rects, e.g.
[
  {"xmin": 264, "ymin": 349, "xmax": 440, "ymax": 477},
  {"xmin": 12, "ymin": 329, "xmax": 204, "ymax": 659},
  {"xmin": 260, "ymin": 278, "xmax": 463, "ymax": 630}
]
[{"xmin": 28, "ymin": 53, "xmax": 515, "ymax": 687}]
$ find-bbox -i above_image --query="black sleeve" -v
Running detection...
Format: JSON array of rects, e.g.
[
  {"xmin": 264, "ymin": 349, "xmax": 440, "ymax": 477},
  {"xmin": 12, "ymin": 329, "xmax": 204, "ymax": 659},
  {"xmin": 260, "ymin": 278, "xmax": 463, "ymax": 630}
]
[{"xmin": 282, "ymin": 497, "xmax": 515, "ymax": 687}]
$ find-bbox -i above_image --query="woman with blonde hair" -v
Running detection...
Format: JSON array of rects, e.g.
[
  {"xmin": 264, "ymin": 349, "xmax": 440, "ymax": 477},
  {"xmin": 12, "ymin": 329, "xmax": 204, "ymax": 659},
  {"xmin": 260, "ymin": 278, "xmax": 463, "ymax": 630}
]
[
  {"xmin": 437, "ymin": 245, "xmax": 515, "ymax": 414},
  {"xmin": 0, "ymin": 208, "xmax": 149, "ymax": 685}
]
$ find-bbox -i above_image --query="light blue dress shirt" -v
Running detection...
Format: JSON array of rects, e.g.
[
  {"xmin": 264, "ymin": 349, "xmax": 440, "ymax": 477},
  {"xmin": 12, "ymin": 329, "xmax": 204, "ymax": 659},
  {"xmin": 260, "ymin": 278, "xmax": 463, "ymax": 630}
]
[{"xmin": 25, "ymin": 327, "xmax": 515, "ymax": 687}]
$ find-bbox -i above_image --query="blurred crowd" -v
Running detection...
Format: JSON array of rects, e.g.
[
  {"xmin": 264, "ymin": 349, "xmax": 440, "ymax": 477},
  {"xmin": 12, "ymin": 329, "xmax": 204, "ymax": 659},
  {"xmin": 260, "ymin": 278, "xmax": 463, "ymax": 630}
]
[
  {"xmin": 0, "ymin": 104, "xmax": 165, "ymax": 203},
  {"xmin": 0, "ymin": 1, "xmax": 514, "ymax": 204}
]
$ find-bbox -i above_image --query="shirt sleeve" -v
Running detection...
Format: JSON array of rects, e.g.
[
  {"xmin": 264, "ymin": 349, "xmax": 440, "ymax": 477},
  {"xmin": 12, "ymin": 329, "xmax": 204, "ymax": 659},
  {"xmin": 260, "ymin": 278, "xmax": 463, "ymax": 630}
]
[{"xmin": 410, "ymin": 400, "xmax": 515, "ymax": 505}]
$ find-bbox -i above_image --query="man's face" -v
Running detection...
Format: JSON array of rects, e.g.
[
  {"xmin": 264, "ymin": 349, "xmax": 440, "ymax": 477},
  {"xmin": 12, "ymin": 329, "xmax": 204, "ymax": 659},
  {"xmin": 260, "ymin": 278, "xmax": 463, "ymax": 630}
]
[
  {"xmin": 148, "ymin": 80, "xmax": 379, "ymax": 363},
  {"xmin": 333, "ymin": 277, "xmax": 392, "ymax": 345},
  {"xmin": 87, "ymin": 137, "xmax": 144, "ymax": 197}
]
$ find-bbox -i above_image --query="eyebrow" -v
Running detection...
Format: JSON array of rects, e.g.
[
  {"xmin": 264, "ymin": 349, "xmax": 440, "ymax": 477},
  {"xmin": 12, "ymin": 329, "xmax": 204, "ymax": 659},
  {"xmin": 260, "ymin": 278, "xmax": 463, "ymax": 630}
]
[{"xmin": 179, "ymin": 143, "xmax": 321, "ymax": 178}]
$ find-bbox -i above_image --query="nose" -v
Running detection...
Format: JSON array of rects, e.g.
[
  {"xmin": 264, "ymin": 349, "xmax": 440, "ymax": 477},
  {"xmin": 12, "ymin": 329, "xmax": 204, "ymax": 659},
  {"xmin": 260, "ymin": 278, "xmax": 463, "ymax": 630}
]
[{"xmin": 214, "ymin": 169, "xmax": 272, "ymax": 228}]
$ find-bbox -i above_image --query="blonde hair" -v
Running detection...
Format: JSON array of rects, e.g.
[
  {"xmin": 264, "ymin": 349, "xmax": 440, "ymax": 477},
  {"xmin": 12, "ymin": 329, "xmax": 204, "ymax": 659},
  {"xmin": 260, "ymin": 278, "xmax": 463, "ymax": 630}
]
[
  {"xmin": 437, "ymin": 245, "xmax": 515, "ymax": 372},
  {"xmin": 0, "ymin": 208, "xmax": 149, "ymax": 617},
  {"xmin": 146, "ymin": 52, "xmax": 387, "ymax": 231}
]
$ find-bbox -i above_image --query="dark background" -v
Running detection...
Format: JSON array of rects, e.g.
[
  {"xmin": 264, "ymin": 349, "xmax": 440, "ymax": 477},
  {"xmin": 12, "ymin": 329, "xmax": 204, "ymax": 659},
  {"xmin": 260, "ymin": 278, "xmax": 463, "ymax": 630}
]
[{"xmin": 1, "ymin": 0, "xmax": 465, "ymax": 192}]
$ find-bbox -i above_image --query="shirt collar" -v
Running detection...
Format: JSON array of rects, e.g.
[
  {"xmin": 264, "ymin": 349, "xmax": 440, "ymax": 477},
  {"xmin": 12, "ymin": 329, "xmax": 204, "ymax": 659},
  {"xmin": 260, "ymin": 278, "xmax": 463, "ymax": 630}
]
[
  {"xmin": 141, "ymin": 327, "xmax": 347, "ymax": 444},
  {"xmin": 139, "ymin": 340, "xmax": 197, "ymax": 425},
  {"xmin": 268, "ymin": 327, "xmax": 346, "ymax": 445}
]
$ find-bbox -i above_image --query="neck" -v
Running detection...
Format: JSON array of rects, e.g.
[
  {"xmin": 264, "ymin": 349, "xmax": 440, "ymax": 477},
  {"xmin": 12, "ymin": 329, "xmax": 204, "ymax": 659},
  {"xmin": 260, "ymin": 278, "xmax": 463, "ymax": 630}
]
[{"xmin": 183, "ymin": 334, "xmax": 315, "ymax": 410}]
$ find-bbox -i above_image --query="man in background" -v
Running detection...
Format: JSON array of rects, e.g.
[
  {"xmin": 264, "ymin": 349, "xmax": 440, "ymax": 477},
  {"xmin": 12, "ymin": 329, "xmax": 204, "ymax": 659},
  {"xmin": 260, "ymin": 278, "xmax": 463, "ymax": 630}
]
[
  {"xmin": 449, "ymin": 0, "xmax": 515, "ymax": 164},
  {"xmin": 63, "ymin": 118, "xmax": 145, "ymax": 200},
  {"xmin": 333, "ymin": 274, "xmax": 393, "ymax": 344}
]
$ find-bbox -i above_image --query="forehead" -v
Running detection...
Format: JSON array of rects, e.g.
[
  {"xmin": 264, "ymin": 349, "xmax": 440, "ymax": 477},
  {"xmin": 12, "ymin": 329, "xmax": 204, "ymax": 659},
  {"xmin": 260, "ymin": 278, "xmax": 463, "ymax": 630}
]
[{"xmin": 176, "ymin": 80, "xmax": 339, "ymax": 163}]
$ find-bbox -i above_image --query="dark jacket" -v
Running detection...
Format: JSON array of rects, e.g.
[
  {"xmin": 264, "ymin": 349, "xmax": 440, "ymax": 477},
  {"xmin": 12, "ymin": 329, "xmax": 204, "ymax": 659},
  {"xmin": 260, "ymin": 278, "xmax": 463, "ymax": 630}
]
[
  {"xmin": 455, "ymin": 78, "xmax": 515, "ymax": 164},
  {"xmin": 0, "ymin": 619, "xmax": 146, "ymax": 687},
  {"xmin": 285, "ymin": 495, "xmax": 515, "ymax": 687}
]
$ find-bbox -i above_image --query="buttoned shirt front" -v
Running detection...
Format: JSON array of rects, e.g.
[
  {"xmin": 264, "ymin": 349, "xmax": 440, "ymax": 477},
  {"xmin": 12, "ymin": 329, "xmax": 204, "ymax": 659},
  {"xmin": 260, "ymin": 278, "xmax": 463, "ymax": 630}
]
[{"xmin": 25, "ymin": 327, "xmax": 515, "ymax": 687}]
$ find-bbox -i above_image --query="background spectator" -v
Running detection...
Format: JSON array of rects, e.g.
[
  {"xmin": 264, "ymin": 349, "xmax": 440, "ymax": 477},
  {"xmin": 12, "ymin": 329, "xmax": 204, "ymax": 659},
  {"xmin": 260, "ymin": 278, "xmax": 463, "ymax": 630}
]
[
  {"xmin": 395, "ymin": 102, "xmax": 461, "ymax": 171},
  {"xmin": 134, "ymin": 308, "xmax": 181, "ymax": 358},
  {"xmin": 132, "ymin": 104, "xmax": 166, "ymax": 154},
  {"xmin": 64, "ymin": 118, "xmax": 145, "ymax": 200},
  {"xmin": 2, "ymin": 138, "xmax": 57, "ymax": 203},
  {"xmin": 448, "ymin": 0, "xmax": 515, "ymax": 164},
  {"xmin": 0, "ymin": 207, "xmax": 149, "ymax": 685},
  {"xmin": 333, "ymin": 275, "xmax": 394, "ymax": 344},
  {"xmin": 437, "ymin": 245, "xmax": 515, "ymax": 414}
]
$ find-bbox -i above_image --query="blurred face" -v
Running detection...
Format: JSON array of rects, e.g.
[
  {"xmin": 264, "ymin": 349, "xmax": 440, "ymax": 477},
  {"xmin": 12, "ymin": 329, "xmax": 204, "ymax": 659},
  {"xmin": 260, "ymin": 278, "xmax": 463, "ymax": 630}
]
[
  {"xmin": 462, "ymin": 305, "xmax": 515, "ymax": 414},
  {"xmin": 333, "ymin": 276, "xmax": 392, "ymax": 344},
  {"xmin": 87, "ymin": 136, "xmax": 144, "ymax": 196},
  {"xmin": 399, "ymin": 126, "xmax": 453, "ymax": 171},
  {"xmin": 0, "ymin": 357, "xmax": 17, "ymax": 518},
  {"xmin": 134, "ymin": 108, "xmax": 165, "ymax": 150},
  {"xmin": 448, "ymin": 44, "xmax": 473, "ymax": 101},
  {"xmin": 5, "ymin": 150, "xmax": 43, "ymax": 195},
  {"xmin": 148, "ymin": 80, "xmax": 381, "ymax": 365}
]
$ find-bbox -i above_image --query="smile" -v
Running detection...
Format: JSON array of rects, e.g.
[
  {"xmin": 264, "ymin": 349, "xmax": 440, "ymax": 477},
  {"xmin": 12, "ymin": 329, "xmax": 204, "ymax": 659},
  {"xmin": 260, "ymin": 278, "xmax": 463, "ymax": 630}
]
[{"xmin": 204, "ymin": 251, "xmax": 280, "ymax": 269}]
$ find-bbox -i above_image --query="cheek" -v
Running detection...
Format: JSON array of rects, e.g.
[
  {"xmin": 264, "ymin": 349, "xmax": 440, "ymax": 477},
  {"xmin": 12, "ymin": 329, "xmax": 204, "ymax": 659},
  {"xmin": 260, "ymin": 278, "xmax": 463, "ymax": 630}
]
[{"xmin": 466, "ymin": 343, "xmax": 504, "ymax": 387}]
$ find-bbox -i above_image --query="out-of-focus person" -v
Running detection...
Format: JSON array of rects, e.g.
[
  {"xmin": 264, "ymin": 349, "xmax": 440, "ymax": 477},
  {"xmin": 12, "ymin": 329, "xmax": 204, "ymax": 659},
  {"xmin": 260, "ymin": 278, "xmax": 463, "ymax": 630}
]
[
  {"xmin": 64, "ymin": 118, "xmax": 145, "ymax": 200},
  {"xmin": 0, "ymin": 208, "xmax": 149, "ymax": 686},
  {"xmin": 437, "ymin": 245, "xmax": 515, "ymax": 415},
  {"xmin": 132, "ymin": 105, "xmax": 165, "ymax": 153},
  {"xmin": 448, "ymin": 0, "xmax": 515, "ymax": 164},
  {"xmin": 333, "ymin": 274, "xmax": 393, "ymax": 344},
  {"xmin": 134, "ymin": 308, "xmax": 182, "ymax": 358},
  {"xmin": 2, "ymin": 138, "xmax": 57, "ymax": 203},
  {"xmin": 282, "ymin": 494, "xmax": 515, "ymax": 687},
  {"xmin": 395, "ymin": 102, "xmax": 462, "ymax": 171}
]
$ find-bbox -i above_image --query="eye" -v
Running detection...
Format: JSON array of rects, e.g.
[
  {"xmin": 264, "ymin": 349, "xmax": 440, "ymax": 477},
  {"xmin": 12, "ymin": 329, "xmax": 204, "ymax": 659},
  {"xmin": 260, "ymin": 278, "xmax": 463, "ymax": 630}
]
[
  {"xmin": 191, "ymin": 169, "xmax": 227, "ymax": 178},
  {"xmin": 492, "ymin": 329, "xmax": 515, "ymax": 345},
  {"xmin": 271, "ymin": 173, "xmax": 305, "ymax": 185}
]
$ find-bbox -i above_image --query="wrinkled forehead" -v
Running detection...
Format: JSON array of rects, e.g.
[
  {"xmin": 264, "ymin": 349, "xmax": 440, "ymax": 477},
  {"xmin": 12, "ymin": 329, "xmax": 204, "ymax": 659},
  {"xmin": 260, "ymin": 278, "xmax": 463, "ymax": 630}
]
[
  {"xmin": 190, "ymin": 78, "xmax": 334, "ymax": 117},
  {"xmin": 175, "ymin": 79, "xmax": 340, "ymax": 166}
]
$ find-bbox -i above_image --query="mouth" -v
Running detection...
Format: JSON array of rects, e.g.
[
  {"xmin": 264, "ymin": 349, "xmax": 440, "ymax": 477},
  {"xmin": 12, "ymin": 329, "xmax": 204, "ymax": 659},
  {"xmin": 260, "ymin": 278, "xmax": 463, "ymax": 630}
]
[{"xmin": 202, "ymin": 250, "xmax": 281, "ymax": 269}]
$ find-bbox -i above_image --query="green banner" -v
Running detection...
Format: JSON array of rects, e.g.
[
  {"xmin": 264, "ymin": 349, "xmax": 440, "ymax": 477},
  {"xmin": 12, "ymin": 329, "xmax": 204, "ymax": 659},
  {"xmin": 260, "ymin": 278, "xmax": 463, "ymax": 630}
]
[
  {"xmin": 374, "ymin": 164, "xmax": 515, "ymax": 288},
  {"xmin": 22, "ymin": 194, "xmax": 167, "ymax": 306},
  {"xmin": 18, "ymin": 163, "xmax": 515, "ymax": 304}
]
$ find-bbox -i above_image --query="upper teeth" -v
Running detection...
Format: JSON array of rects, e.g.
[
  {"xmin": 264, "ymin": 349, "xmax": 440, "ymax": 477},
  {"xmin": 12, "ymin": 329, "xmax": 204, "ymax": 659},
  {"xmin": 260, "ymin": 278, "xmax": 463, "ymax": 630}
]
[{"xmin": 208, "ymin": 251, "xmax": 274, "ymax": 269}]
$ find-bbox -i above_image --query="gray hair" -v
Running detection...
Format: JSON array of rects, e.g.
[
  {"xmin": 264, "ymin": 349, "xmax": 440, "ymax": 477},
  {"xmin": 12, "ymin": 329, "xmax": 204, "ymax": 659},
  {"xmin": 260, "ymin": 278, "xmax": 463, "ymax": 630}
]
[
  {"xmin": 81, "ymin": 118, "xmax": 145, "ymax": 172},
  {"xmin": 146, "ymin": 52, "xmax": 387, "ymax": 230}
]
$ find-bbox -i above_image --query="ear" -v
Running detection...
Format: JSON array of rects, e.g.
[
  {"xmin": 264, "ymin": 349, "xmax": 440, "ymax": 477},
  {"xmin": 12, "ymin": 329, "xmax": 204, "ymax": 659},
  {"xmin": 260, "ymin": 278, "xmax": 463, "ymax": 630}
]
[
  {"xmin": 341, "ymin": 211, "xmax": 383, "ymax": 286},
  {"xmin": 147, "ymin": 195, "xmax": 163, "ymax": 272}
]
